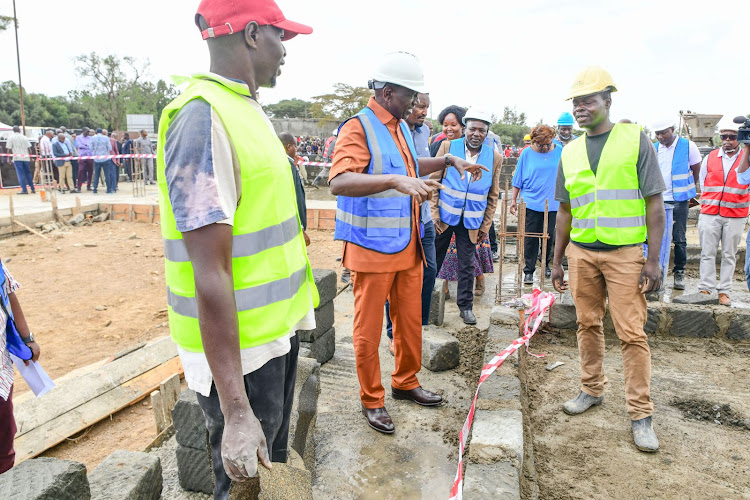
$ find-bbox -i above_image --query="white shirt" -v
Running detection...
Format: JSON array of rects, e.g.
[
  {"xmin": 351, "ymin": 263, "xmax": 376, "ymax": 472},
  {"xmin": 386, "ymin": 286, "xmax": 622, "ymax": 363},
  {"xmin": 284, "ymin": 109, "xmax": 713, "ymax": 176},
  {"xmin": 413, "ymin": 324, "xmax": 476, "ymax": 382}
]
[
  {"xmin": 39, "ymin": 135, "xmax": 52, "ymax": 156},
  {"xmin": 699, "ymin": 147, "xmax": 750, "ymax": 189},
  {"xmin": 168, "ymin": 73, "xmax": 316, "ymax": 398},
  {"xmin": 5, "ymin": 132, "xmax": 31, "ymax": 162},
  {"xmin": 655, "ymin": 137, "xmax": 702, "ymax": 201}
]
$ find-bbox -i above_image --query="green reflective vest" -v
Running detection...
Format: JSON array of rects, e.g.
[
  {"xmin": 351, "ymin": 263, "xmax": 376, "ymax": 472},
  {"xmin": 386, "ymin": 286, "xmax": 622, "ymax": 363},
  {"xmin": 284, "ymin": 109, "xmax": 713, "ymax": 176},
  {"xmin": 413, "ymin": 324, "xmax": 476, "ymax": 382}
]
[
  {"xmin": 157, "ymin": 74, "xmax": 319, "ymax": 353},
  {"xmin": 561, "ymin": 123, "xmax": 647, "ymax": 245}
]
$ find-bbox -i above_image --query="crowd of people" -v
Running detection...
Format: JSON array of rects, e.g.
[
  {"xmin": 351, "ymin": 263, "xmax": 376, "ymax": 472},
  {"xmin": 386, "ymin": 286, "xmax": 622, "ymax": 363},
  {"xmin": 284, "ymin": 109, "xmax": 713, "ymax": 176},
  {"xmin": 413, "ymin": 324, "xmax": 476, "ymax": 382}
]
[{"xmin": 3, "ymin": 126, "xmax": 156, "ymax": 195}]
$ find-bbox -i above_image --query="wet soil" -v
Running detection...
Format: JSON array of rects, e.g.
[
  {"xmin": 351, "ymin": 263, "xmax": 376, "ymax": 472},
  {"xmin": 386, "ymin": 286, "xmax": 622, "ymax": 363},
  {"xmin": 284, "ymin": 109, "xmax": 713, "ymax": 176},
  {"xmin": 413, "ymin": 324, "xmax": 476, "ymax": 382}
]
[{"xmin": 522, "ymin": 333, "xmax": 750, "ymax": 500}]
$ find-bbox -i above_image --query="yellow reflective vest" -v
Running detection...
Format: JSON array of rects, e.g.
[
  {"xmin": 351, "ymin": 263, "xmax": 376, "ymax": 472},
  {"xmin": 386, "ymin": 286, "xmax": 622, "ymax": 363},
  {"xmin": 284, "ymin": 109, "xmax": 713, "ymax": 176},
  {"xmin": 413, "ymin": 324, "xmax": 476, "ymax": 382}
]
[
  {"xmin": 561, "ymin": 123, "xmax": 647, "ymax": 245},
  {"xmin": 157, "ymin": 74, "xmax": 319, "ymax": 353}
]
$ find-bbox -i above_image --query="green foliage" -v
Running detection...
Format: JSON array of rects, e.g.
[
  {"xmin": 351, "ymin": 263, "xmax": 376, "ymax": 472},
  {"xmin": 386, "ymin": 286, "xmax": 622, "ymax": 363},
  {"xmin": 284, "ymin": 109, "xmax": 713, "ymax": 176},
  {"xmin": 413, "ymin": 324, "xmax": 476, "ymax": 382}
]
[
  {"xmin": 311, "ymin": 84, "xmax": 371, "ymax": 120},
  {"xmin": 0, "ymin": 53, "xmax": 177, "ymax": 131},
  {"xmin": 0, "ymin": 15, "xmax": 13, "ymax": 32},
  {"xmin": 264, "ymin": 98, "xmax": 313, "ymax": 119},
  {"xmin": 490, "ymin": 106, "xmax": 531, "ymax": 146}
]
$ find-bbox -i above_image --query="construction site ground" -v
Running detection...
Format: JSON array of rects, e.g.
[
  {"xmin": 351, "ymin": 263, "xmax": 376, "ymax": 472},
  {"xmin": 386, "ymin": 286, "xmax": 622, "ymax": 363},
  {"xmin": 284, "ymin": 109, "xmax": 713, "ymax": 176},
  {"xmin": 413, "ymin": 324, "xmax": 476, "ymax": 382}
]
[{"xmin": 2, "ymin": 208, "xmax": 749, "ymax": 498}]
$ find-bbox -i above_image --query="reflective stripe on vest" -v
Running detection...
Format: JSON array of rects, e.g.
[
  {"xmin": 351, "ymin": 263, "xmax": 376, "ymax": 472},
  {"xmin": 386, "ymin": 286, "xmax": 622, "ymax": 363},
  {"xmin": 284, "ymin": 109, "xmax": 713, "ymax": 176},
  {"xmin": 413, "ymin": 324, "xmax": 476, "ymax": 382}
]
[
  {"xmin": 699, "ymin": 149, "xmax": 749, "ymax": 218},
  {"xmin": 158, "ymin": 75, "xmax": 319, "ymax": 353},
  {"xmin": 438, "ymin": 138, "xmax": 494, "ymax": 229},
  {"xmin": 167, "ymin": 265, "xmax": 308, "ymax": 318},
  {"xmin": 334, "ymin": 106, "xmax": 417, "ymax": 254},
  {"xmin": 654, "ymin": 138, "xmax": 696, "ymax": 201},
  {"xmin": 561, "ymin": 124, "xmax": 647, "ymax": 245}
]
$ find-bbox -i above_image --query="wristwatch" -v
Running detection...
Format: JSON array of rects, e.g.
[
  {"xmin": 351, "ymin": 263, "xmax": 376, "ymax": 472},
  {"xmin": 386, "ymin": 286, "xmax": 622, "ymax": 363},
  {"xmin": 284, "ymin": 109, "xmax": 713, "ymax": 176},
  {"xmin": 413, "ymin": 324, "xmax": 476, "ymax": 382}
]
[
  {"xmin": 21, "ymin": 332, "xmax": 34, "ymax": 344},
  {"xmin": 444, "ymin": 153, "xmax": 453, "ymax": 167}
]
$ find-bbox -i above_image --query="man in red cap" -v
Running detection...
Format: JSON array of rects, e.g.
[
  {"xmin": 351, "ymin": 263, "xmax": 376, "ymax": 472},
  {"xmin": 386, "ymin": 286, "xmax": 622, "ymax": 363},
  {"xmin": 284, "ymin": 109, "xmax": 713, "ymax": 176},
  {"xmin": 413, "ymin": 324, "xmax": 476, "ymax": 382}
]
[{"xmin": 156, "ymin": 1, "xmax": 315, "ymax": 497}]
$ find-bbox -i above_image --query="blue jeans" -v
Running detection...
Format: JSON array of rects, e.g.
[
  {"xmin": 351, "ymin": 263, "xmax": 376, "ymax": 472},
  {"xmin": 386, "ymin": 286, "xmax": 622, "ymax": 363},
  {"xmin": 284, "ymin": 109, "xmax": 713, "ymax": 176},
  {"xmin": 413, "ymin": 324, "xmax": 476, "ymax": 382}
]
[
  {"xmin": 93, "ymin": 161, "xmax": 116, "ymax": 193},
  {"xmin": 668, "ymin": 200, "xmax": 690, "ymax": 272},
  {"xmin": 13, "ymin": 161, "xmax": 33, "ymax": 193},
  {"xmin": 385, "ymin": 220, "xmax": 437, "ymax": 339}
]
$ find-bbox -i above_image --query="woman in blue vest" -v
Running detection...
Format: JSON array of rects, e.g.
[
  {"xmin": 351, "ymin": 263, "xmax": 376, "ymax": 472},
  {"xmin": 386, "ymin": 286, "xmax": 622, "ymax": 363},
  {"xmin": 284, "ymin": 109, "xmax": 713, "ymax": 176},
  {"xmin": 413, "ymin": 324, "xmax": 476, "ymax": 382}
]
[{"xmin": 510, "ymin": 125, "xmax": 562, "ymax": 284}]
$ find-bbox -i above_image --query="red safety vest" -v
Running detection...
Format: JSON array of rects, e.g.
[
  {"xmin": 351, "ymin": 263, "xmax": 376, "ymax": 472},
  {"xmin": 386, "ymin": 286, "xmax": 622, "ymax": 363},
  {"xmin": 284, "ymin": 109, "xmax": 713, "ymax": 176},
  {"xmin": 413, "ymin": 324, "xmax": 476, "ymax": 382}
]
[{"xmin": 700, "ymin": 150, "xmax": 749, "ymax": 218}]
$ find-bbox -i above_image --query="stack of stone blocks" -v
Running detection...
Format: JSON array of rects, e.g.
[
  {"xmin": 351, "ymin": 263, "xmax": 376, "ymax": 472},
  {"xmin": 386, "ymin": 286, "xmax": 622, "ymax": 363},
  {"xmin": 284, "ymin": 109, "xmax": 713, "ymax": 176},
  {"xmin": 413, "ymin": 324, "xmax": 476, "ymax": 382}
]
[
  {"xmin": 171, "ymin": 357, "xmax": 322, "ymax": 498},
  {"xmin": 297, "ymin": 269, "xmax": 337, "ymax": 365},
  {"xmin": 0, "ymin": 451, "xmax": 162, "ymax": 500}
]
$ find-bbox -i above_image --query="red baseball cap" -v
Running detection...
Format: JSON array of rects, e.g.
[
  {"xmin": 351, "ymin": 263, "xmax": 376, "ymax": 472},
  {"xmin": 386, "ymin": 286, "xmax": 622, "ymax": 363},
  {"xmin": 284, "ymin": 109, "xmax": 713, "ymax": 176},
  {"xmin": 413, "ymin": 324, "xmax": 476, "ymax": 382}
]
[{"xmin": 196, "ymin": 0, "xmax": 313, "ymax": 41}]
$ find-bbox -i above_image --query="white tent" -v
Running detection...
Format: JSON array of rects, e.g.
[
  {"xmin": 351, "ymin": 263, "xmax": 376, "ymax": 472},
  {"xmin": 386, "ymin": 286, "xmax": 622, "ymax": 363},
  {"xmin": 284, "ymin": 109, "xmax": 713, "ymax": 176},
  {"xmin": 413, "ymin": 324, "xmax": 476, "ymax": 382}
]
[{"xmin": 0, "ymin": 122, "xmax": 11, "ymax": 131}]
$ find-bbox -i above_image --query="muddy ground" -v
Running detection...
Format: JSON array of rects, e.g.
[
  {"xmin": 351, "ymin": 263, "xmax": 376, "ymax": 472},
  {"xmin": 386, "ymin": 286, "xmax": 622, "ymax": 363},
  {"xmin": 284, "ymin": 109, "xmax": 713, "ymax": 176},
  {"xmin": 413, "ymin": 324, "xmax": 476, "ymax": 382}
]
[
  {"xmin": 2, "ymin": 221, "xmax": 344, "ymax": 470},
  {"xmin": 523, "ymin": 332, "xmax": 750, "ymax": 500}
]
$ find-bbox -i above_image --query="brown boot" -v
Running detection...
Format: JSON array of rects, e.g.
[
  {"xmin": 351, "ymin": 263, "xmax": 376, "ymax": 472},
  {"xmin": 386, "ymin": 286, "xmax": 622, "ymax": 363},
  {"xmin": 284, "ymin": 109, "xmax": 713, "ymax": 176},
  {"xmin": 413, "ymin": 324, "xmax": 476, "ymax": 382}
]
[
  {"xmin": 719, "ymin": 293, "xmax": 731, "ymax": 306},
  {"xmin": 474, "ymin": 275, "xmax": 485, "ymax": 296}
]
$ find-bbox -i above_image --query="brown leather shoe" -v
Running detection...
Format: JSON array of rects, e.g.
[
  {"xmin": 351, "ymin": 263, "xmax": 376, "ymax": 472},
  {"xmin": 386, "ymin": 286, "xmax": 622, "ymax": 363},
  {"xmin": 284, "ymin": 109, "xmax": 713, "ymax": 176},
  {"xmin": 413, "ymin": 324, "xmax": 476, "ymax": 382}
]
[
  {"xmin": 719, "ymin": 293, "xmax": 731, "ymax": 306},
  {"xmin": 362, "ymin": 405, "xmax": 395, "ymax": 434},
  {"xmin": 392, "ymin": 386, "xmax": 443, "ymax": 406}
]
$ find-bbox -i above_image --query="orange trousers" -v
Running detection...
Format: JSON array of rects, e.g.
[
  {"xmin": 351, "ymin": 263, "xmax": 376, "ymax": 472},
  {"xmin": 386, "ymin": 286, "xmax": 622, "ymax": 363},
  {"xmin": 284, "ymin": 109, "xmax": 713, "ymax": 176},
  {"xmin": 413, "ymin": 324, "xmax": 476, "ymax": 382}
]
[{"xmin": 352, "ymin": 262, "xmax": 424, "ymax": 408}]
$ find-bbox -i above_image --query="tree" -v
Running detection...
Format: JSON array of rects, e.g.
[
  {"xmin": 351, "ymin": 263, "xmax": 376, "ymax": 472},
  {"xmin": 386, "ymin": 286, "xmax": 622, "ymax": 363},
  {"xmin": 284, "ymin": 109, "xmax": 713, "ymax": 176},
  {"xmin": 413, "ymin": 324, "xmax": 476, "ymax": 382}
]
[
  {"xmin": 311, "ymin": 84, "xmax": 370, "ymax": 120},
  {"xmin": 490, "ymin": 106, "xmax": 531, "ymax": 146},
  {"xmin": 0, "ymin": 15, "xmax": 13, "ymax": 32},
  {"xmin": 74, "ymin": 52, "xmax": 148, "ymax": 130},
  {"xmin": 265, "ymin": 98, "xmax": 313, "ymax": 119}
]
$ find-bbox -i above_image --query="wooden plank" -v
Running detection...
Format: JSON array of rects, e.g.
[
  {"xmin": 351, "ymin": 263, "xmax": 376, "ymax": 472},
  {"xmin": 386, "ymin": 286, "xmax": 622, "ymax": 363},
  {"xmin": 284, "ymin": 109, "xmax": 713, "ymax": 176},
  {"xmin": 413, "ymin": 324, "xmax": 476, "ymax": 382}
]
[
  {"xmin": 14, "ymin": 357, "xmax": 183, "ymax": 463},
  {"xmin": 160, "ymin": 374, "xmax": 180, "ymax": 414},
  {"xmin": 75, "ymin": 196, "xmax": 81, "ymax": 215},
  {"xmin": 151, "ymin": 390, "xmax": 168, "ymax": 434},
  {"xmin": 14, "ymin": 337, "xmax": 176, "ymax": 435},
  {"xmin": 12, "ymin": 220, "xmax": 48, "ymax": 240}
]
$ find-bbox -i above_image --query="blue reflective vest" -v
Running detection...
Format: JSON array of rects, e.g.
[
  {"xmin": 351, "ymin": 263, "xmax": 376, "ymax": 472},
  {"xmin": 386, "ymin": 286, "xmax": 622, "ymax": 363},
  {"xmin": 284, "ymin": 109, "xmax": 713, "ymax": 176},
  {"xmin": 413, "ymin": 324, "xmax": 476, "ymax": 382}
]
[
  {"xmin": 0, "ymin": 261, "xmax": 31, "ymax": 361},
  {"xmin": 334, "ymin": 107, "xmax": 418, "ymax": 254},
  {"xmin": 654, "ymin": 137, "xmax": 695, "ymax": 201},
  {"xmin": 438, "ymin": 139, "xmax": 494, "ymax": 229}
]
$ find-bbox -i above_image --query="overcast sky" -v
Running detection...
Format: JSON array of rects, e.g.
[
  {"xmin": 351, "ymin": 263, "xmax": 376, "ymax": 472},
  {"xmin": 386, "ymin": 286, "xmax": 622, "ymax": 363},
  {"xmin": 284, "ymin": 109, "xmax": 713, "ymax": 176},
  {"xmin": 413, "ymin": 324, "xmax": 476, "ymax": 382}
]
[{"xmin": 0, "ymin": 0, "xmax": 745, "ymax": 130}]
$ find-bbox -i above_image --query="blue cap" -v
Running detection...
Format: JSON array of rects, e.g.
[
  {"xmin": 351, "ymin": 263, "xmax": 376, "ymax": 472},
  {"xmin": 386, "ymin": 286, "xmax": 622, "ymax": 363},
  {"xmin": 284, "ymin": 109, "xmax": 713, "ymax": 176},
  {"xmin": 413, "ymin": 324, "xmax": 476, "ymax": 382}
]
[{"xmin": 557, "ymin": 112, "xmax": 575, "ymax": 126}]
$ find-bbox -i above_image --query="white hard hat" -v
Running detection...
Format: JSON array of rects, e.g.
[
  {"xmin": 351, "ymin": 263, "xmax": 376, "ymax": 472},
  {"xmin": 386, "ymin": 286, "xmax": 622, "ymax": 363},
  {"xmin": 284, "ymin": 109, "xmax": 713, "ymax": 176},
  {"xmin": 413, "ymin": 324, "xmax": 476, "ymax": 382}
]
[
  {"xmin": 717, "ymin": 118, "xmax": 739, "ymax": 133},
  {"xmin": 463, "ymin": 107, "xmax": 493, "ymax": 126},
  {"xmin": 371, "ymin": 51, "xmax": 426, "ymax": 93},
  {"xmin": 651, "ymin": 119, "xmax": 675, "ymax": 133}
]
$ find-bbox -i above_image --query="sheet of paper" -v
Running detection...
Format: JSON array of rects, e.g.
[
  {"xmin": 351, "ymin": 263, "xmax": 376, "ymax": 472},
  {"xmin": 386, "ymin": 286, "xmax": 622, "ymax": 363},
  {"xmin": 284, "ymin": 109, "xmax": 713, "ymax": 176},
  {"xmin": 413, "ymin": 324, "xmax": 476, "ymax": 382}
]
[{"xmin": 11, "ymin": 354, "xmax": 56, "ymax": 397}]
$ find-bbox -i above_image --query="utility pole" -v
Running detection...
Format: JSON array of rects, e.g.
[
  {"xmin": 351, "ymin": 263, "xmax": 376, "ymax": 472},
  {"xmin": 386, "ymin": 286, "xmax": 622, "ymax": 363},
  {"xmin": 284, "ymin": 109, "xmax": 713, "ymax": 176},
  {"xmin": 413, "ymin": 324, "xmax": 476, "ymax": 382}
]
[{"xmin": 13, "ymin": 0, "xmax": 26, "ymax": 135}]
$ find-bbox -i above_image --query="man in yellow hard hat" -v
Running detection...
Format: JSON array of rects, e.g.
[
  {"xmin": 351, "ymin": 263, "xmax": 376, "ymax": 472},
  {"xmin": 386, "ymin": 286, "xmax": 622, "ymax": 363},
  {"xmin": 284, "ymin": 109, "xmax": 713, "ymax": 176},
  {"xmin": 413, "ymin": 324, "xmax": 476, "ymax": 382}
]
[
  {"xmin": 551, "ymin": 66, "xmax": 666, "ymax": 453},
  {"xmin": 521, "ymin": 133, "xmax": 532, "ymax": 152}
]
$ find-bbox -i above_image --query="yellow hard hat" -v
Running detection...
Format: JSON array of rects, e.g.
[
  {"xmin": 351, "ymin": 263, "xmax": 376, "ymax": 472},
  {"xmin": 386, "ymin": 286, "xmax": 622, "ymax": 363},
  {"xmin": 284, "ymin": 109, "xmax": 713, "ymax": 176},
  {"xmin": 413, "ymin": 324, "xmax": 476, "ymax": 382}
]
[
  {"xmin": 566, "ymin": 66, "xmax": 617, "ymax": 101},
  {"xmin": 523, "ymin": 134, "xmax": 531, "ymax": 141}
]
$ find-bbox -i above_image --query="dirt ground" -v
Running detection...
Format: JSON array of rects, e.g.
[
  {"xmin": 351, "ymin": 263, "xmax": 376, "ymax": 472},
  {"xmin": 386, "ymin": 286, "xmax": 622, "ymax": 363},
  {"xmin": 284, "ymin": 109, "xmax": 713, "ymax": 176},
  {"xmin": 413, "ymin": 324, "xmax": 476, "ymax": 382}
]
[
  {"xmin": 2, "ymin": 220, "xmax": 344, "ymax": 470},
  {"xmin": 523, "ymin": 331, "xmax": 750, "ymax": 500}
]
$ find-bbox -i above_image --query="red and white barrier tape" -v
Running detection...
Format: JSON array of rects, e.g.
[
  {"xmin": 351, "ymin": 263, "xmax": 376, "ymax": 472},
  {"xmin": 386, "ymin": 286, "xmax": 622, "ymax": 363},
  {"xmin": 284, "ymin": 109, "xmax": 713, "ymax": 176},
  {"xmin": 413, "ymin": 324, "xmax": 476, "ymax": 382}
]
[
  {"xmin": 448, "ymin": 289, "xmax": 555, "ymax": 500},
  {"xmin": 0, "ymin": 153, "xmax": 157, "ymax": 160},
  {"xmin": 299, "ymin": 161, "xmax": 332, "ymax": 167}
]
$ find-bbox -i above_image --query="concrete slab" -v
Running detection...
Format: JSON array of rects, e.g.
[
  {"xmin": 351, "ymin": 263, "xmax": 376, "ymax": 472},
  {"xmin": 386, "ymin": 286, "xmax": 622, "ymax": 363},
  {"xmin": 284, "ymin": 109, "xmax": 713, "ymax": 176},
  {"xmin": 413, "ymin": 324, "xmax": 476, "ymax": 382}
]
[
  {"xmin": 463, "ymin": 461, "xmax": 519, "ymax": 499},
  {"xmin": 467, "ymin": 409, "xmax": 523, "ymax": 465}
]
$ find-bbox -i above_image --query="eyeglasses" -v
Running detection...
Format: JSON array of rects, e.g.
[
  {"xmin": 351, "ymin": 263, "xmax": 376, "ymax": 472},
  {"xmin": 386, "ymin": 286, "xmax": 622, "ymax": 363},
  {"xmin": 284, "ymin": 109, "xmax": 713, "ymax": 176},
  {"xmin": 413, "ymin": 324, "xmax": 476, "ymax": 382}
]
[
  {"xmin": 535, "ymin": 142, "xmax": 553, "ymax": 150},
  {"xmin": 720, "ymin": 134, "xmax": 738, "ymax": 141}
]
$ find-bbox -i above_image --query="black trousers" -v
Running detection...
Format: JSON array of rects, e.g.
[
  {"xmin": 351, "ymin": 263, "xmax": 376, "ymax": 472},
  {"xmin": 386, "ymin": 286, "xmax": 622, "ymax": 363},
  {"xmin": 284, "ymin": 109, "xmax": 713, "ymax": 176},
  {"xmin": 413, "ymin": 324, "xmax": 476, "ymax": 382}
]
[
  {"xmin": 196, "ymin": 335, "xmax": 299, "ymax": 500},
  {"xmin": 435, "ymin": 221, "xmax": 476, "ymax": 312},
  {"xmin": 489, "ymin": 223, "xmax": 498, "ymax": 253},
  {"xmin": 523, "ymin": 208, "xmax": 557, "ymax": 275},
  {"xmin": 668, "ymin": 200, "xmax": 689, "ymax": 272}
]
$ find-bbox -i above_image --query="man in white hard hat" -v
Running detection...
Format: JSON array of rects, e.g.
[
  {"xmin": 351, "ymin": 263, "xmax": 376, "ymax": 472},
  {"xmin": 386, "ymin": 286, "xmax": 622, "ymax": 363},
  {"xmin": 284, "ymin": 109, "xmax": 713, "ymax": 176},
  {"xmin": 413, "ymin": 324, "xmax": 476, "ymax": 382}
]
[
  {"xmin": 431, "ymin": 107, "xmax": 502, "ymax": 324},
  {"xmin": 329, "ymin": 51, "xmax": 487, "ymax": 433},
  {"xmin": 551, "ymin": 66, "xmax": 666, "ymax": 453},
  {"xmin": 652, "ymin": 119, "xmax": 702, "ymax": 290},
  {"xmin": 696, "ymin": 119, "xmax": 750, "ymax": 306}
]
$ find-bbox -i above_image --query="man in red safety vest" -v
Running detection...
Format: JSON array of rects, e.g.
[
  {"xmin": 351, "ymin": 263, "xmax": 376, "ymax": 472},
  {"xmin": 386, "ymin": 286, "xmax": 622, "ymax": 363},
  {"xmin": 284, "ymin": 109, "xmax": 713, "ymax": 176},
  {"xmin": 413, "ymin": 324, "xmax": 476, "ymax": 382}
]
[{"xmin": 697, "ymin": 119, "xmax": 750, "ymax": 306}]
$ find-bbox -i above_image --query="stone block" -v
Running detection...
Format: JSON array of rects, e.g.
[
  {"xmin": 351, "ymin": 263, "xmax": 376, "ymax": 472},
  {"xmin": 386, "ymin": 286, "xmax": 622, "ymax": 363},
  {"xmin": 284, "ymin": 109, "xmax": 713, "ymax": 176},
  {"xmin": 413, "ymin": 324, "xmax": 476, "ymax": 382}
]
[
  {"xmin": 290, "ymin": 358, "xmax": 321, "ymax": 459},
  {"xmin": 312, "ymin": 269, "xmax": 337, "ymax": 307},
  {"xmin": 421, "ymin": 327, "xmax": 459, "ymax": 372},
  {"xmin": 89, "ymin": 450, "xmax": 162, "ymax": 500},
  {"xmin": 477, "ymin": 373, "xmax": 521, "ymax": 410},
  {"xmin": 488, "ymin": 322, "xmax": 521, "ymax": 345},
  {"xmin": 673, "ymin": 292, "xmax": 719, "ymax": 305},
  {"xmin": 172, "ymin": 389, "xmax": 207, "ymax": 450},
  {"xmin": 0, "ymin": 458, "xmax": 90, "ymax": 500},
  {"xmin": 644, "ymin": 306, "xmax": 663, "ymax": 334},
  {"xmin": 429, "ymin": 278, "xmax": 446, "ymax": 326},
  {"xmin": 300, "ymin": 326, "xmax": 335, "ymax": 365},
  {"xmin": 468, "ymin": 409, "xmax": 523, "ymax": 465},
  {"xmin": 490, "ymin": 305, "xmax": 520, "ymax": 328},
  {"xmin": 297, "ymin": 301, "xmax": 334, "ymax": 342},
  {"xmin": 548, "ymin": 301, "xmax": 577, "ymax": 330},
  {"xmin": 176, "ymin": 444, "xmax": 213, "ymax": 495},
  {"xmin": 463, "ymin": 462, "xmax": 519, "ymax": 500},
  {"xmin": 726, "ymin": 311, "xmax": 750, "ymax": 340},
  {"xmin": 668, "ymin": 307, "xmax": 717, "ymax": 338}
]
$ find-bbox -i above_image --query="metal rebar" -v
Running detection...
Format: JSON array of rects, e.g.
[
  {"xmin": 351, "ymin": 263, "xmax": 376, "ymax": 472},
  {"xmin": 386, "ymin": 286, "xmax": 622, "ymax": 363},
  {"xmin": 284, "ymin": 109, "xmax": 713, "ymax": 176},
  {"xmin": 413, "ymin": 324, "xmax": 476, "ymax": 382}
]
[
  {"xmin": 517, "ymin": 198, "xmax": 525, "ymax": 296},
  {"xmin": 540, "ymin": 200, "xmax": 549, "ymax": 290}
]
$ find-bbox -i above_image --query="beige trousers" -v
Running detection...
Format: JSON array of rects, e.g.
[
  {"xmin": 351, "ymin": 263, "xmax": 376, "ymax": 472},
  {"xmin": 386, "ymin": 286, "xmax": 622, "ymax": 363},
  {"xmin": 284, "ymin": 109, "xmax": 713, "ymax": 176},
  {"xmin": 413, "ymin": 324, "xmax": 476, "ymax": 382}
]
[
  {"xmin": 58, "ymin": 161, "xmax": 74, "ymax": 190},
  {"xmin": 567, "ymin": 244, "xmax": 653, "ymax": 420}
]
